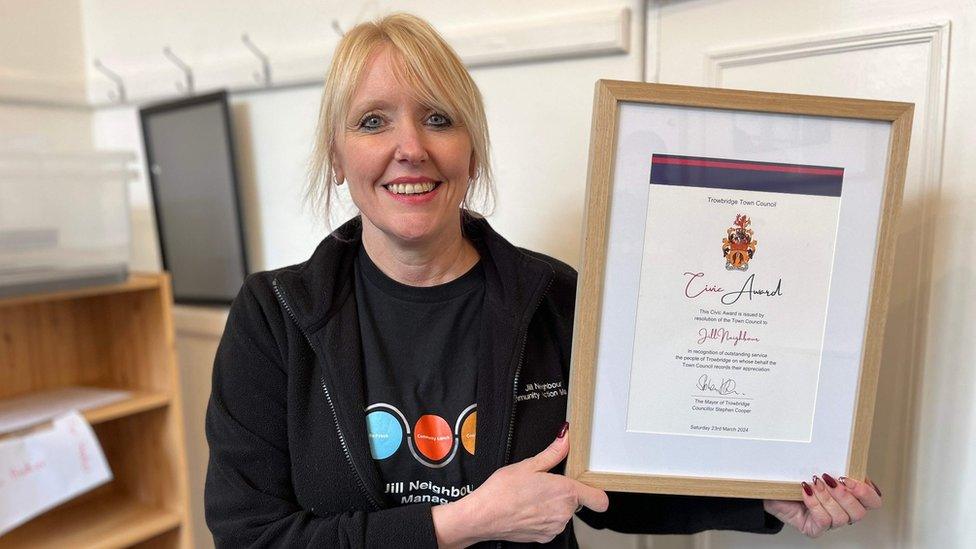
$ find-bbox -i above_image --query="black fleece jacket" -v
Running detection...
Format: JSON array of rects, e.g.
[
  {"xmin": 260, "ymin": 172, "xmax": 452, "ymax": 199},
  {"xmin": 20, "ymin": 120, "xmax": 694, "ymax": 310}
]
[{"xmin": 204, "ymin": 214, "xmax": 783, "ymax": 548}]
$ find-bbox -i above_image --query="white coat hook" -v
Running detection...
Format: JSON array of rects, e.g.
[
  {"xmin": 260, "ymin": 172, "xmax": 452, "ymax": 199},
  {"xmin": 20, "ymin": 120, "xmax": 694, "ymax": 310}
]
[
  {"xmin": 241, "ymin": 33, "xmax": 272, "ymax": 87},
  {"xmin": 163, "ymin": 46, "xmax": 194, "ymax": 94},
  {"xmin": 331, "ymin": 19, "xmax": 344, "ymax": 36},
  {"xmin": 92, "ymin": 58, "xmax": 127, "ymax": 103}
]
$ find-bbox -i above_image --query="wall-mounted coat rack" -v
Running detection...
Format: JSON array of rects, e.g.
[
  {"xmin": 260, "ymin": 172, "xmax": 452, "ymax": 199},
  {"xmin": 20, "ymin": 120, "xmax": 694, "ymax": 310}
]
[
  {"xmin": 162, "ymin": 46, "xmax": 194, "ymax": 95},
  {"xmin": 92, "ymin": 59, "xmax": 127, "ymax": 103},
  {"xmin": 6, "ymin": 6, "xmax": 630, "ymax": 110},
  {"xmin": 241, "ymin": 34, "xmax": 271, "ymax": 87}
]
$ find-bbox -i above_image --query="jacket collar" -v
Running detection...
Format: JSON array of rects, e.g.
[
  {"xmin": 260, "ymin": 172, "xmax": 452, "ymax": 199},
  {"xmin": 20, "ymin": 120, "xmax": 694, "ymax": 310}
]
[{"xmin": 273, "ymin": 211, "xmax": 555, "ymax": 334}]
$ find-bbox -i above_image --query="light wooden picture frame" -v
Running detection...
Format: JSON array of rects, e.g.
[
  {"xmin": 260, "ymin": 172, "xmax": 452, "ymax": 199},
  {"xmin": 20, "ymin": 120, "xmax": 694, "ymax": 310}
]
[{"xmin": 566, "ymin": 81, "xmax": 913, "ymax": 501}]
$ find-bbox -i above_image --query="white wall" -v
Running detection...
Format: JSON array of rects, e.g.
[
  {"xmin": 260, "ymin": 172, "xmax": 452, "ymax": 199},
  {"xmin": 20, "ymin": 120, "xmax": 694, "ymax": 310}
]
[
  {"xmin": 0, "ymin": 0, "xmax": 91, "ymax": 150},
  {"xmin": 0, "ymin": 105, "xmax": 91, "ymax": 150}
]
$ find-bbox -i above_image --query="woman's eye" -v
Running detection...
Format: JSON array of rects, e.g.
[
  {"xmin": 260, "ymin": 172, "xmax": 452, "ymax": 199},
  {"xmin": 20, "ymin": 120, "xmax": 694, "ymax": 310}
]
[
  {"xmin": 359, "ymin": 114, "xmax": 383, "ymax": 130},
  {"xmin": 426, "ymin": 113, "xmax": 451, "ymax": 127}
]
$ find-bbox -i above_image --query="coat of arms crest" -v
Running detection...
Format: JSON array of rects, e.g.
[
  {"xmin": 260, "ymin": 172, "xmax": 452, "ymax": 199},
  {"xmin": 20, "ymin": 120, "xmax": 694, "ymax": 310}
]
[{"xmin": 722, "ymin": 214, "xmax": 757, "ymax": 271}]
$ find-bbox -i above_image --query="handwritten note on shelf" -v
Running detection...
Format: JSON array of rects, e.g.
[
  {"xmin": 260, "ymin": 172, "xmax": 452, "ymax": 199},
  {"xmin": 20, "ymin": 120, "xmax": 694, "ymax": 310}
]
[{"xmin": 0, "ymin": 411, "xmax": 113, "ymax": 536}]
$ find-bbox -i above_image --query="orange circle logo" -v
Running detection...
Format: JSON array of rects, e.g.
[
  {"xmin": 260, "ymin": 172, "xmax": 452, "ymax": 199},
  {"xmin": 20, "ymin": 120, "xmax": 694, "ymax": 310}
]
[
  {"xmin": 460, "ymin": 411, "xmax": 477, "ymax": 455},
  {"xmin": 413, "ymin": 414, "xmax": 453, "ymax": 461}
]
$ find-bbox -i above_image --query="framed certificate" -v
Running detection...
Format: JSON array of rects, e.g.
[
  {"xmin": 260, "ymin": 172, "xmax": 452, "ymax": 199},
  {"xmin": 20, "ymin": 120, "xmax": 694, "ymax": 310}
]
[{"xmin": 566, "ymin": 81, "xmax": 913, "ymax": 500}]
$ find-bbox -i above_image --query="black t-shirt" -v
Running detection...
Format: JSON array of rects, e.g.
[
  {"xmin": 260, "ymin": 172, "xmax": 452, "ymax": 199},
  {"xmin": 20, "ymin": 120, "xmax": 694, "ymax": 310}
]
[{"xmin": 354, "ymin": 245, "xmax": 484, "ymax": 506}]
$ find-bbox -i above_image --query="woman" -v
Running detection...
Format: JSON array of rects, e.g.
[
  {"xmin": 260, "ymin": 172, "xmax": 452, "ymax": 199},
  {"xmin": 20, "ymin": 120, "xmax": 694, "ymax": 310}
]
[{"xmin": 205, "ymin": 13, "xmax": 882, "ymax": 548}]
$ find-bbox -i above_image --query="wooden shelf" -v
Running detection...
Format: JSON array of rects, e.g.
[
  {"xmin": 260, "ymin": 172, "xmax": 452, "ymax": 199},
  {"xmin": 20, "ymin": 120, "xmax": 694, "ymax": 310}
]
[
  {"xmin": 0, "ymin": 492, "xmax": 181, "ymax": 549},
  {"xmin": 0, "ymin": 271, "xmax": 191, "ymax": 547},
  {"xmin": 0, "ymin": 273, "xmax": 161, "ymax": 309},
  {"xmin": 84, "ymin": 391, "xmax": 171, "ymax": 425}
]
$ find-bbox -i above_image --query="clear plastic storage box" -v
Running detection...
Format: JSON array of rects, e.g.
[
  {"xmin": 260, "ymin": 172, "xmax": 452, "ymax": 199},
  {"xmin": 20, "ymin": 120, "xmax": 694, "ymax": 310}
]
[{"xmin": 0, "ymin": 152, "xmax": 137, "ymax": 298}]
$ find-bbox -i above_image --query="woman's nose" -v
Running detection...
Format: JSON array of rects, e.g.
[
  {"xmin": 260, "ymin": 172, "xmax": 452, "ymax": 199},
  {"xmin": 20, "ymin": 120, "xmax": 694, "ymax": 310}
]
[{"xmin": 393, "ymin": 123, "xmax": 429, "ymax": 164}]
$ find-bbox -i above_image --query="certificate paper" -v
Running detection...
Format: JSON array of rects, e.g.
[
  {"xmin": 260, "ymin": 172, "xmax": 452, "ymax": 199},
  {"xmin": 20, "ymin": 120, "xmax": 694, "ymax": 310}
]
[{"xmin": 627, "ymin": 154, "xmax": 844, "ymax": 442}]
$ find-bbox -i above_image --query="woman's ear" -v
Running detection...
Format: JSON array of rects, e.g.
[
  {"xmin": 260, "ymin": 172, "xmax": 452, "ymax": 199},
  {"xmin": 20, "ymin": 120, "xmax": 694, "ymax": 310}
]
[{"xmin": 332, "ymin": 155, "xmax": 345, "ymax": 185}]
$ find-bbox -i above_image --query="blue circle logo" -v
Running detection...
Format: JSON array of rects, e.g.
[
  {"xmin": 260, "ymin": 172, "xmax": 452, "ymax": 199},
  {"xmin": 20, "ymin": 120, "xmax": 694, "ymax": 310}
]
[{"xmin": 366, "ymin": 410, "xmax": 403, "ymax": 460}]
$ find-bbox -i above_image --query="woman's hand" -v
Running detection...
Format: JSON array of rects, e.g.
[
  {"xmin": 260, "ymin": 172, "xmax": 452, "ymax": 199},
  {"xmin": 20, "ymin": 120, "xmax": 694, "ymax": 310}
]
[
  {"xmin": 432, "ymin": 422, "xmax": 609, "ymax": 548},
  {"xmin": 763, "ymin": 475, "xmax": 883, "ymax": 538}
]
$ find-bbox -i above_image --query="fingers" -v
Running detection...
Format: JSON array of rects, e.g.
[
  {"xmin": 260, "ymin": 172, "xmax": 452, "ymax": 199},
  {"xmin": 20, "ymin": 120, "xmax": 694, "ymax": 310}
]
[
  {"xmin": 820, "ymin": 473, "xmax": 867, "ymax": 524},
  {"xmin": 794, "ymin": 474, "xmax": 883, "ymax": 538},
  {"xmin": 762, "ymin": 499, "xmax": 805, "ymax": 527},
  {"xmin": 799, "ymin": 481, "xmax": 834, "ymax": 537},
  {"xmin": 840, "ymin": 476, "xmax": 883, "ymax": 510},
  {"xmin": 571, "ymin": 479, "xmax": 609, "ymax": 513},
  {"xmin": 811, "ymin": 475, "xmax": 850, "ymax": 528},
  {"xmin": 520, "ymin": 422, "xmax": 570, "ymax": 472},
  {"xmin": 513, "ymin": 421, "xmax": 608, "ymax": 513}
]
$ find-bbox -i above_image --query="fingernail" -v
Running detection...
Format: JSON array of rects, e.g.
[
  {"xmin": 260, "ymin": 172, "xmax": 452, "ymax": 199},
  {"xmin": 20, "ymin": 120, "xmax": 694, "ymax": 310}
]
[
  {"xmin": 812, "ymin": 475, "xmax": 820, "ymax": 486},
  {"xmin": 802, "ymin": 482, "xmax": 813, "ymax": 496},
  {"xmin": 867, "ymin": 478, "xmax": 882, "ymax": 497},
  {"xmin": 557, "ymin": 421, "xmax": 569, "ymax": 438},
  {"xmin": 838, "ymin": 476, "xmax": 850, "ymax": 487},
  {"xmin": 822, "ymin": 473, "xmax": 838, "ymax": 489}
]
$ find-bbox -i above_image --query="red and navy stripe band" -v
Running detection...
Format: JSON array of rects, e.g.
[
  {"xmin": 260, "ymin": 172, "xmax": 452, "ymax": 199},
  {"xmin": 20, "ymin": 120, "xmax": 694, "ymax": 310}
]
[{"xmin": 650, "ymin": 154, "xmax": 844, "ymax": 197}]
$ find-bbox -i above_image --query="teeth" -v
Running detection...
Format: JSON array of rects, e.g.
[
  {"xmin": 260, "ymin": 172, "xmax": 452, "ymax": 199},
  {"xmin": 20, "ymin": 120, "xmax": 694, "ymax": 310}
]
[{"xmin": 388, "ymin": 182, "xmax": 435, "ymax": 195}]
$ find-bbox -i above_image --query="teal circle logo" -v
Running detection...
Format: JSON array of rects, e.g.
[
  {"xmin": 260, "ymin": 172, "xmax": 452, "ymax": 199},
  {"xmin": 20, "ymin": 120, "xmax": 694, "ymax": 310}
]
[{"xmin": 366, "ymin": 410, "xmax": 403, "ymax": 460}]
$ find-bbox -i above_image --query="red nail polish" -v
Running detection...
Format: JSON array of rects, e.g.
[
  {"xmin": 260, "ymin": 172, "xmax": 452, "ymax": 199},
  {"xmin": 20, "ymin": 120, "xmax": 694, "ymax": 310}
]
[
  {"xmin": 823, "ymin": 473, "xmax": 838, "ymax": 489},
  {"xmin": 868, "ymin": 479, "xmax": 882, "ymax": 497},
  {"xmin": 838, "ymin": 476, "xmax": 850, "ymax": 487},
  {"xmin": 557, "ymin": 421, "xmax": 569, "ymax": 438},
  {"xmin": 802, "ymin": 482, "xmax": 813, "ymax": 496},
  {"xmin": 812, "ymin": 475, "xmax": 820, "ymax": 486}
]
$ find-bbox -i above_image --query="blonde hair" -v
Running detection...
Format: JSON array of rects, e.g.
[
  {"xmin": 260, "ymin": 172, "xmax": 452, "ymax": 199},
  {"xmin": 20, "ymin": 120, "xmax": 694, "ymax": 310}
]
[{"xmin": 306, "ymin": 13, "xmax": 493, "ymax": 223}]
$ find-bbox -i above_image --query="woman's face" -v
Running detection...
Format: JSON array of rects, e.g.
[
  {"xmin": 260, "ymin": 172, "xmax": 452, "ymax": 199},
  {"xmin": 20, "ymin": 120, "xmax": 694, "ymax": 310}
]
[{"xmin": 333, "ymin": 46, "xmax": 475, "ymax": 245}]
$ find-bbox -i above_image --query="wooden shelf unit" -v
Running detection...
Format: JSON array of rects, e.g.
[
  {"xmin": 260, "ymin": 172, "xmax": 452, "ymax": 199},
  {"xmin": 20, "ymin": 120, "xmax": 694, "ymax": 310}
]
[{"xmin": 0, "ymin": 273, "xmax": 191, "ymax": 548}]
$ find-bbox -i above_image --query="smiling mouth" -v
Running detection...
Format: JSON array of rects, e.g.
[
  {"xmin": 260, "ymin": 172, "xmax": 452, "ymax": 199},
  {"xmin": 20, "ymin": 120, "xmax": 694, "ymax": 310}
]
[{"xmin": 383, "ymin": 181, "xmax": 441, "ymax": 195}]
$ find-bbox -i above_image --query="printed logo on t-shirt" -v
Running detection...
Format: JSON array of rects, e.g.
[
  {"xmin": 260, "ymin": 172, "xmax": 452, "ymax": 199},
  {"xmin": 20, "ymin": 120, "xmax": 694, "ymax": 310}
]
[
  {"xmin": 516, "ymin": 378, "xmax": 567, "ymax": 402},
  {"xmin": 384, "ymin": 479, "xmax": 474, "ymax": 505},
  {"xmin": 365, "ymin": 403, "xmax": 476, "ymax": 467}
]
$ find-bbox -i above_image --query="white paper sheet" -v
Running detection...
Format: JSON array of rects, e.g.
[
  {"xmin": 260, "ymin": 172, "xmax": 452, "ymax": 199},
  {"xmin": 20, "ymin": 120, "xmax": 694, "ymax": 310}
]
[
  {"xmin": 0, "ymin": 411, "xmax": 113, "ymax": 535},
  {"xmin": 627, "ymin": 161, "xmax": 842, "ymax": 442},
  {"xmin": 0, "ymin": 387, "xmax": 130, "ymax": 435}
]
